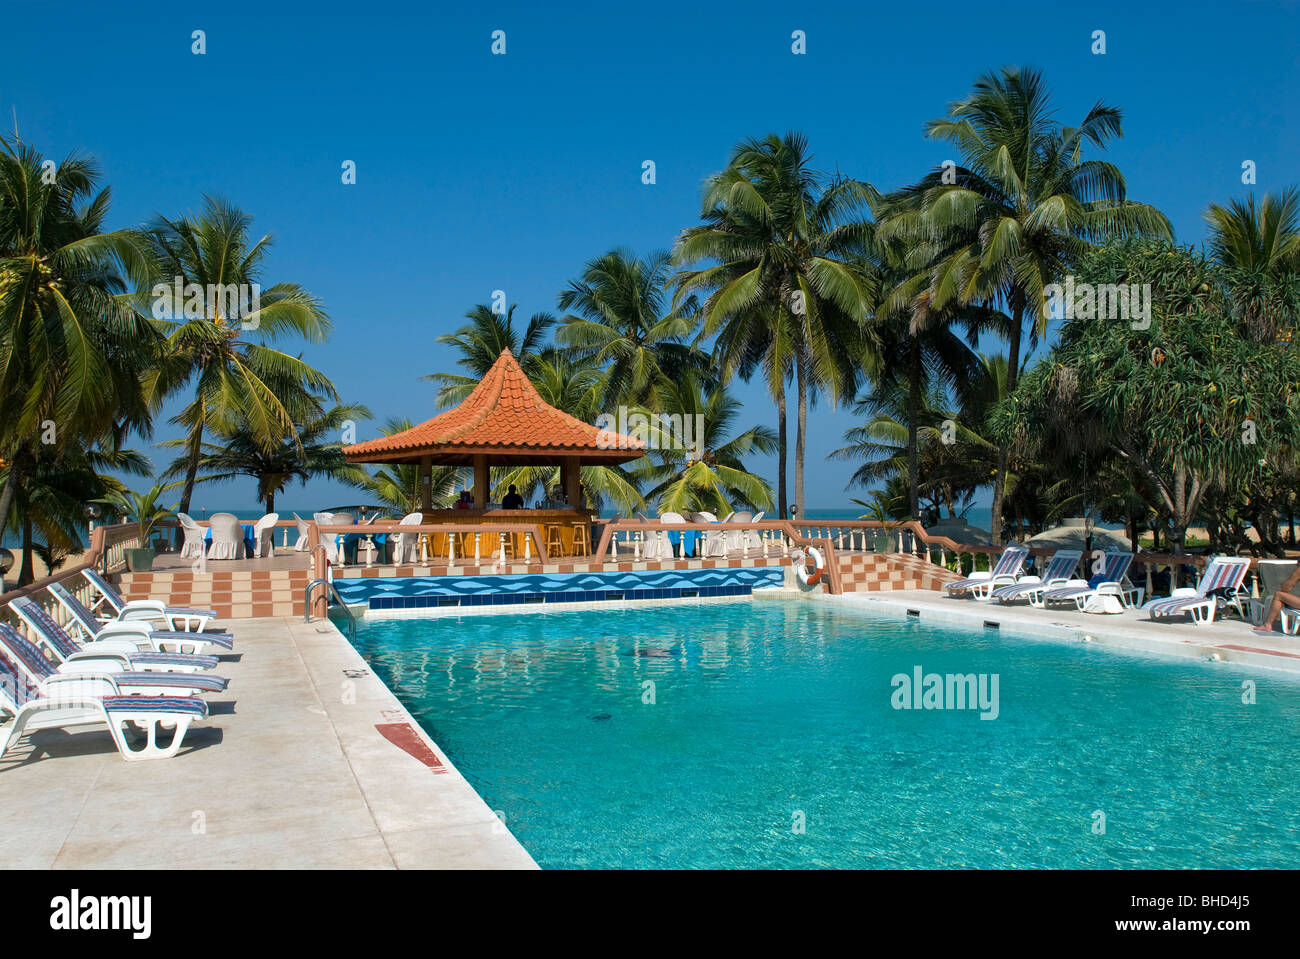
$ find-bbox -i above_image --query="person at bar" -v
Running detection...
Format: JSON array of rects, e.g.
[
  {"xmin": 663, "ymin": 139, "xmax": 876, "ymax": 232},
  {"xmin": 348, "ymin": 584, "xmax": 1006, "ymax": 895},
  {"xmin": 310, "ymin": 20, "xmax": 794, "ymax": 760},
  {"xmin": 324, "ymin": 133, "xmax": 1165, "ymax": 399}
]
[{"xmin": 502, "ymin": 484, "xmax": 525, "ymax": 510}]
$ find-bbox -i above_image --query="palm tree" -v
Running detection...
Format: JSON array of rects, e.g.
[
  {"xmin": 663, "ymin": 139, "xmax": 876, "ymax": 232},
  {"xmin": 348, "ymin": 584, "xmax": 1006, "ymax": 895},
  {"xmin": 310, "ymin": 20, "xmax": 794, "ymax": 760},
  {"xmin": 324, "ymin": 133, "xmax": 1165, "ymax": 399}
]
[
  {"xmin": 1205, "ymin": 188, "xmax": 1300, "ymax": 342},
  {"xmin": 673, "ymin": 132, "xmax": 877, "ymax": 518},
  {"xmin": 0, "ymin": 137, "xmax": 157, "ymax": 544},
  {"xmin": 885, "ymin": 67, "xmax": 1172, "ymax": 542},
  {"xmin": 423, "ymin": 303, "xmax": 554, "ymax": 408},
  {"xmin": 1205, "ymin": 188, "xmax": 1300, "ymax": 273},
  {"xmin": 361, "ymin": 418, "xmax": 465, "ymax": 513},
  {"xmin": 140, "ymin": 196, "xmax": 336, "ymax": 519},
  {"xmin": 161, "ymin": 401, "xmax": 373, "ymax": 513},
  {"xmin": 630, "ymin": 372, "xmax": 777, "ymax": 515},
  {"xmin": 556, "ymin": 249, "xmax": 706, "ymax": 407}
]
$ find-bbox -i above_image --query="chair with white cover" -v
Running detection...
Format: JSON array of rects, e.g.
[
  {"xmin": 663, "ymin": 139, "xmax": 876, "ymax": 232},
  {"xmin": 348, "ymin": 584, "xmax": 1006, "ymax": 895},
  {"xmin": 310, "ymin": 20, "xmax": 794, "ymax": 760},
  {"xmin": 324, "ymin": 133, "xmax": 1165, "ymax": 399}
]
[
  {"xmin": 729, "ymin": 511, "xmax": 752, "ymax": 554},
  {"xmin": 292, "ymin": 513, "xmax": 310, "ymax": 551},
  {"xmin": 660, "ymin": 512, "xmax": 688, "ymax": 558},
  {"xmin": 637, "ymin": 511, "xmax": 667, "ymax": 559},
  {"xmin": 746, "ymin": 512, "xmax": 766, "ymax": 551},
  {"xmin": 206, "ymin": 513, "xmax": 245, "ymax": 560},
  {"xmin": 390, "ymin": 512, "xmax": 424, "ymax": 564},
  {"xmin": 690, "ymin": 512, "xmax": 726, "ymax": 557},
  {"xmin": 312, "ymin": 512, "xmax": 339, "ymax": 564},
  {"xmin": 252, "ymin": 512, "xmax": 279, "ymax": 558},
  {"xmin": 176, "ymin": 513, "xmax": 206, "ymax": 559}
]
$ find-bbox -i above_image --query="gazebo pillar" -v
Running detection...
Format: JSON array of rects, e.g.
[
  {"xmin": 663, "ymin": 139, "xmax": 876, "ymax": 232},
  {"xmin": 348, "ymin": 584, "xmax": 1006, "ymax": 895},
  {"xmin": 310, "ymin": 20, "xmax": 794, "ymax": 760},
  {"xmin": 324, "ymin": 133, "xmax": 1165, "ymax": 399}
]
[
  {"xmin": 473, "ymin": 455, "xmax": 489, "ymax": 509},
  {"xmin": 562, "ymin": 456, "xmax": 581, "ymax": 508},
  {"xmin": 420, "ymin": 456, "xmax": 432, "ymax": 511}
]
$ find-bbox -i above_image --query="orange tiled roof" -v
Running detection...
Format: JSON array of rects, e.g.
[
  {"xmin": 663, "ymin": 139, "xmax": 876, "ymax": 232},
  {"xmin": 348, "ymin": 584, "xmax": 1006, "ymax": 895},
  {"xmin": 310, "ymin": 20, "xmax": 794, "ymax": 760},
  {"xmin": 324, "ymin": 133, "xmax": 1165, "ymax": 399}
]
[{"xmin": 342, "ymin": 348, "xmax": 646, "ymax": 464}]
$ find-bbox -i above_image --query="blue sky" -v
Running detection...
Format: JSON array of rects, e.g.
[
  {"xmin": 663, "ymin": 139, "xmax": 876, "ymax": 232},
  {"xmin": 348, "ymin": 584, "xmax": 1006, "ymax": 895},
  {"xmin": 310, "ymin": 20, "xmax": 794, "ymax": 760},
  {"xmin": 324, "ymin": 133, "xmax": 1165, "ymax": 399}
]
[{"xmin": 3, "ymin": 0, "xmax": 1296, "ymax": 513}]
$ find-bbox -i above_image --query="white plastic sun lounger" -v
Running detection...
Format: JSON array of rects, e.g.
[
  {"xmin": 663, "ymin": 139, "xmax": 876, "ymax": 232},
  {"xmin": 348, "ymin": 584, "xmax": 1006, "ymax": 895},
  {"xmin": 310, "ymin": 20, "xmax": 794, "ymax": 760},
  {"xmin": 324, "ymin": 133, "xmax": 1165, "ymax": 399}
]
[
  {"xmin": 81, "ymin": 568, "xmax": 221, "ymax": 633},
  {"xmin": 945, "ymin": 546, "xmax": 1029, "ymax": 600},
  {"xmin": 0, "ymin": 647, "xmax": 208, "ymax": 762},
  {"xmin": 992, "ymin": 550, "xmax": 1082, "ymax": 605},
  {"xmin": 47, "ymin": 583, "xmax": 233, "ymax": 656},
  {"xmin": 9, "ymin": 597, "xmax": 222, "ymax": 674},
  {"xmin": 0, "ymin": 624, "xmax": 228, "ymax": 699},
  {"xmin": 1040, "ymin": 552, "xmax": 1141, "ymax": 612},
  {"xmin": 1140, "ymin": 556, "xmax": 1252, "ymax": 626}
]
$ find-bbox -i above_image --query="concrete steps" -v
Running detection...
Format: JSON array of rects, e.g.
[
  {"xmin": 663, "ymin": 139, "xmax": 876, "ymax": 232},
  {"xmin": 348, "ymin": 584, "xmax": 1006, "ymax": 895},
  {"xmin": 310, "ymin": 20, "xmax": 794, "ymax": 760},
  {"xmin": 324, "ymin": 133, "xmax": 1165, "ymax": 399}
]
[{"xmin": 115, "ymin": 568, "xmax": 312, "ymax": 619}]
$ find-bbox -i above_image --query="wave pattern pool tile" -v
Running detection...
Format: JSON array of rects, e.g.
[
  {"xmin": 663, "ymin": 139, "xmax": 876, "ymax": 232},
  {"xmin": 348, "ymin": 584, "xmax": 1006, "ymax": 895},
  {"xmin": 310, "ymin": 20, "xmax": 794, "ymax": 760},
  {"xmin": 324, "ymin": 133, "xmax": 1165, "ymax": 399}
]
[{"xmin": 334, "ymin": 566, "xmax": 784, "ymax": 608}]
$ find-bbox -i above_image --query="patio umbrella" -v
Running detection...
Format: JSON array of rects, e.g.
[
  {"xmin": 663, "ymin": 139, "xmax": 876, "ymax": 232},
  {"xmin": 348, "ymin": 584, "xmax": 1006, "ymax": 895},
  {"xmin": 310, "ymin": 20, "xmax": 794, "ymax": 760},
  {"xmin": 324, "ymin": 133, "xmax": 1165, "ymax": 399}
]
[
  {"xmin": 926, "ymin": 518, "xmax": 993, "ymax": 545},
  {"xmin": 1023, "ymin": 517, "xmax": 1134, "ymax": 552}
]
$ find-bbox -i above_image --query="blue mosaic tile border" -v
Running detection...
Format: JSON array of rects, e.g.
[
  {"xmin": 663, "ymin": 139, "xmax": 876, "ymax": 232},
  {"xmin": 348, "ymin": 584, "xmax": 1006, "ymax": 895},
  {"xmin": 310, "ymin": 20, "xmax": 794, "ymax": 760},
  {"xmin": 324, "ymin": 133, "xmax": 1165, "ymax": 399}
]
[{"xmin": 336, "ymin": 566, "xmax": 784, "ymax": 609}]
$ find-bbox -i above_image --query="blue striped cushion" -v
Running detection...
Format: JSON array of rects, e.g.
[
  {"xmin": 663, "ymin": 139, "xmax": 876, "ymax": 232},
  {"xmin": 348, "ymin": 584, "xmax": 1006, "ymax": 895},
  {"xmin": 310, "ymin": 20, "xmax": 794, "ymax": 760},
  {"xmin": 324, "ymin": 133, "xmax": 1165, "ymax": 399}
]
[
  {"xmin": 116, "ymin": 673, "xmax": 228, "ymax": 692},
  {"xmin": 12, "ymin": 599, "xmax": 80, "ymax": 658},
  {"xmin": 0, "ymin": 648, "xmax": 40, "ymax": 708},
  {"xmin": 128, "ymin": 651, "xmax": 220, "ymax": 669},
  {"xmin": 148, "ymin": 630, "xmax": 234, "ymax": 650},
  {"xmin": 83, "ymin": 568, "xmax": 126, "ymax": 611},
  {"xmin": 0, "ymin": 624, "xmax": 57, "ymax": 681},
  {"xmin": 101, "ymin": 695, "xmax": 208, "ymax": 718}
]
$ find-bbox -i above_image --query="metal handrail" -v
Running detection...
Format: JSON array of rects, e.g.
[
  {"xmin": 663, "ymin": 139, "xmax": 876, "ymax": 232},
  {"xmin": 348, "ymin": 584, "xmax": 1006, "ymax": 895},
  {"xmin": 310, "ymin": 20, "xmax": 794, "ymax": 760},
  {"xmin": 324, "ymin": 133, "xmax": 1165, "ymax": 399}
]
[{"xmin": 304, "ymin": 577, "xmax": 357, "ymax": 640}]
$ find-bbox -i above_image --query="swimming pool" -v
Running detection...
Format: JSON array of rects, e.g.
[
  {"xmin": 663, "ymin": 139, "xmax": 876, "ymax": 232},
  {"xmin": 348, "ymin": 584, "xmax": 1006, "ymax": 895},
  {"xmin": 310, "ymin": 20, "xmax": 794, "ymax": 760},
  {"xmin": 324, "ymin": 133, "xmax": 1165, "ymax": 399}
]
[{"xmin": 350, "ymin": 598, "xmax": 1300, "ymax": 869}]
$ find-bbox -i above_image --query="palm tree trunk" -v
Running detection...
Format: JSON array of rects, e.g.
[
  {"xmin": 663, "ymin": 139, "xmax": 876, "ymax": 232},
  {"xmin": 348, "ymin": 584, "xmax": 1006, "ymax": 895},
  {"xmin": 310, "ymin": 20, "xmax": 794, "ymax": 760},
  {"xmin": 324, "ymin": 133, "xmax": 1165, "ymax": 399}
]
[
  {"xmin": 177, "ymin": 416, "xmax": 205, "ymax": 516},
  {"xmin": 991, "ymin": 297, "xmax": 1025, "ymax": 546},
  {"xmin": 0, "ymin": 448, "xmax": 22, "ymax": 547},
  {"xmin": 18, "ymin": 513, "xmax": 34, "ymax": 587},
  {"xmin": 776, "ymin": 382, "xmax": 787, "ymax": 519},
  {"xmin": 795, "ymin": 354, "xmax": 808, "ymax": 519},
  {"xmin": 907, "ymin": 336, "xmax": 921, "ymax": 519}
]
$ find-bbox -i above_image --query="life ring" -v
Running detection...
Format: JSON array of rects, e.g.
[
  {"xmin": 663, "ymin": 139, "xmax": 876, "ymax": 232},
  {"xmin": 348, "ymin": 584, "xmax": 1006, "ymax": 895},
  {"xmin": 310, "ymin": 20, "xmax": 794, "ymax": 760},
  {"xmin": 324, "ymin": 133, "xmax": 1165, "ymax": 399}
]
[{"xmin": 792, "ymin": 546, "xmax": 824, "ymax": 587}]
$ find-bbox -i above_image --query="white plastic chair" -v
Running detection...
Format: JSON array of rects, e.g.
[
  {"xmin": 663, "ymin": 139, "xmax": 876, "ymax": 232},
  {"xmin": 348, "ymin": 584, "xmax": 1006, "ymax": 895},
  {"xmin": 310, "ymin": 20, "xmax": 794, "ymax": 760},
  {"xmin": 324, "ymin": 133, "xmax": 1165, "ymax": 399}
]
[
  {"xmin": 292, "ymin": 513, "xmax": 310, "ymax": 551},
  {"xmin": 391, "ymin": 512, "xmax": 424, "ymax": 564},
  {"xmin": 252, "ymin": 512, "xmax": 279, "ymax": 558},
  {"xmin": 206, "ymin": 513, "xmax": 245, "ymax": 560},
  {"xmin": 176, "ymin": 513, "xmax": 206, "ymax": 559}
]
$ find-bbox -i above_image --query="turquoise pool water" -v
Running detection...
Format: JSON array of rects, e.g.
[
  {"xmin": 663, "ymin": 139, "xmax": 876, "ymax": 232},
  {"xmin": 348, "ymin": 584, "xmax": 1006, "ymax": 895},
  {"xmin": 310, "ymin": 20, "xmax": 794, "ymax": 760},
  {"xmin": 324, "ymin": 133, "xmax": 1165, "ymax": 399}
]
[{"xmin": 351, "ymin": 600, "xmax": 1300, "ymax": 869}]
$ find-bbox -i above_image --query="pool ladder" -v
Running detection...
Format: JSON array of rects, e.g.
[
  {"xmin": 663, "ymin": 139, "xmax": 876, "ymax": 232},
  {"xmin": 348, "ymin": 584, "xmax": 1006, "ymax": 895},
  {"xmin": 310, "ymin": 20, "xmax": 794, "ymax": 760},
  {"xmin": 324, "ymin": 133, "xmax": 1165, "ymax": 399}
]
[{"xmin": 304, "ymin": 577, "xmax": 357, "ymax": 640}]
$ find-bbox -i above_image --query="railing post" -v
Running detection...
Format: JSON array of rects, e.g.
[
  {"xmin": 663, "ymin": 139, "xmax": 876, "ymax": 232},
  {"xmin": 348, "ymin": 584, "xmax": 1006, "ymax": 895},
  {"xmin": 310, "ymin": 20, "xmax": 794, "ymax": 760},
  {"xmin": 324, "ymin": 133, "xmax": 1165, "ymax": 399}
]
[
  {"xmin": 474, "ymin": 533, "xmax": 481, "ymax": 563},
  {"xmin": 448, "ymin": 531, "xmax": 456, "ymax": 567},
  {"xmin": 524, "ymin": 532, "xmax": 531, "ymax": 561},
  {"xmin": 634, "ymin": 531, "xmax": 642, "ymax": 561}
]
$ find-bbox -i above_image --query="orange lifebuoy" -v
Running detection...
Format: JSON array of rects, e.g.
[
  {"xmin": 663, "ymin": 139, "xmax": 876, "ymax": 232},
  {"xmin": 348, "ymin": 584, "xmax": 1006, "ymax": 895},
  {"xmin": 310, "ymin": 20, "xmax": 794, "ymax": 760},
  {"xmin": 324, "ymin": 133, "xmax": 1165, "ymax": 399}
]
[{"xmin": 793, "ymin": 547, "xmax": 824, "ymax": 587}]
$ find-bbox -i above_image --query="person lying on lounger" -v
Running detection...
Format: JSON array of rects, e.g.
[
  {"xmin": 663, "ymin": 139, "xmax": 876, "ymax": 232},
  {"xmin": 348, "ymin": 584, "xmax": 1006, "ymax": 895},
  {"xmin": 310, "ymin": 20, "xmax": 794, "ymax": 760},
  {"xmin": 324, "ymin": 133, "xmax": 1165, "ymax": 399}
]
[{"xmin": 1253, "ymin": 559, "xmax": 1300, "ymax": 634}]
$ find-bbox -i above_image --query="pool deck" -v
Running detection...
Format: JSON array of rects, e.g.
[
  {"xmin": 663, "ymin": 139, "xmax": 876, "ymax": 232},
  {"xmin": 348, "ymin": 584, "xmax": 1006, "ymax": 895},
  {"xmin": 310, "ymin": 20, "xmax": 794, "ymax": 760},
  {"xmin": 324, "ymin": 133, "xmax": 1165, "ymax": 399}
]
[
  {"xmin": 820, "ymin": 588, "xmax": 1300, "ymax": 675},
  {"xmin": 0, "ymin": 616, "xmax": 537, "ymax": 869}
]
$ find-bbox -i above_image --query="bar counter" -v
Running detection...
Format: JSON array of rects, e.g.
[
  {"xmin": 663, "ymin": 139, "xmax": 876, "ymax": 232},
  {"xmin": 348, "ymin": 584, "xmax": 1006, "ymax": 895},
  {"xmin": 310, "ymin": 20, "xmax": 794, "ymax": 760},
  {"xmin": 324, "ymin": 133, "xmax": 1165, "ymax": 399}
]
[{"xmin": 418, "ymin": 508, "xmax": 596, "ymax": 558}]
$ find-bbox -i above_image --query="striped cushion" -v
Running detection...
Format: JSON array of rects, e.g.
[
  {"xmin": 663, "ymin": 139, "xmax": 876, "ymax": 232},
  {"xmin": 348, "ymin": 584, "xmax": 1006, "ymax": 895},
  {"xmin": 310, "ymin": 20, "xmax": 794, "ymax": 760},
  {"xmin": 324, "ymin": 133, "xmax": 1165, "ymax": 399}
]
[
  {"xmin": 11, "ymin": 599, "xmax": 80, "ymax": 658},
  {"xmin": 83, "ymin": 568, "xmax": 126, "ymax": 612},
  {"xmin": 0, "ymin": 624, "xmax": 57, "ymax": 681},
  {"xmin": 0, "ymin": 648, "xmax": 40, "ymax": 708},
  {"xmin": 100, "ymin": 695, "xmax": 208, "ymax": 718},
  {"xmin": 1043, "ymin": 584, "xmax": 1092, "ymax": 601},
  {"xmin": 147, "ymin": 630, "xmax": 234, "ymax": 650},
  {"xmin": 48, "ymin": 583, "xmax": 101, "ymax": 633},
  {"xmin": 128, "ymin": 651, "xmax": 220, "ymax": 669},
  {"xmin": 164, "ymin": 607, "xmax": 218, "ymax": 618},
  {"xmin": 116, "ymin": 672, "xmax": 227, "ymax": 692}
]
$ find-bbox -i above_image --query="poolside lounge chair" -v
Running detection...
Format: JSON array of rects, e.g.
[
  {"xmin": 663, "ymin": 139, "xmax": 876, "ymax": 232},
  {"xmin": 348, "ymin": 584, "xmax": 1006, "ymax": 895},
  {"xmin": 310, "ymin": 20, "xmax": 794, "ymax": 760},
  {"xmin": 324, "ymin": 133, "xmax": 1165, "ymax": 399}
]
[
  {"xmin": 40, "ymin": 585, "xmax": 234, "ymax": 656},
  {"xmin": 0, "ymin": 647, "xmax": 209, "ymax": 762},
  {"xmin": 1039, "ymin": 552, "xmax": 1140, "ymax": 612},
  {"xmin": 207, "ymin": 512, "xmax": 245, "ymax": 560},
  {"xmin": 1140, "ymin": 556, "xmax": 1252, "ymax": 626},
  {"xmin": 81, "ymin": 568, "xmax": 220, "ymax": 633},
  {"xmin": 992, "ymin": 550, "xmax": 1082, "ymax": 605},
  {"xmin": 0, "ymin": 624, "xmax": 227, "ymax": 698},
  {"xmin": 176, "ymin": 512, "xmax": 207, "ymax": 559},
  {"xmin": 252, "ymin": 512, "xmax": 279, "ymax": 558},
  {"xmin": 8, "ymin": 598, "xmax": 220, "ymax": 674},
  {"xmin": 944, "ymin": 546, "xmax": 1029, "ymax": 600}
]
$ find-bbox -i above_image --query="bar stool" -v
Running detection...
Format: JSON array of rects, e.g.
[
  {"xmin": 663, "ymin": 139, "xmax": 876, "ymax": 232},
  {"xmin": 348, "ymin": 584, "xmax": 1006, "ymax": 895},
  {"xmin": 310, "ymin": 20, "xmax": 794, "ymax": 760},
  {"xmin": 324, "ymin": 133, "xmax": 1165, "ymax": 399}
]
[
  {"xmin": 545, "ymin": 524, "xmax": 566, "ymax": 557},
  {"xmin": 570, "ymin": 521, "xmax": 590, "ymax": 557}
]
